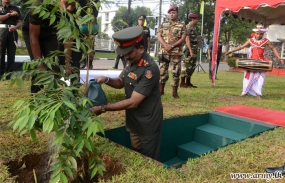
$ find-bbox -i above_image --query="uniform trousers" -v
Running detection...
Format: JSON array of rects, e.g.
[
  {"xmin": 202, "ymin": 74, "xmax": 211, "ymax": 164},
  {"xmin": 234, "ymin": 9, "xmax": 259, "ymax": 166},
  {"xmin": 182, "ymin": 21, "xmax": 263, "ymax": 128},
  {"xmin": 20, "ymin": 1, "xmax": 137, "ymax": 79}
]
[
  {"xmin": 0, "ymin": 29, "xmax": 18, "ymax": 76},
  {"xmin": 159, "ymin": 54, "xmax": 182, "ymax": 86},
  {"xmin": 129, "ymin": 129, "xmax": 162, "ymax": 161},
  {"xmin": 23, "ymin": 30, "xmax": 58, "ymax": 93}
]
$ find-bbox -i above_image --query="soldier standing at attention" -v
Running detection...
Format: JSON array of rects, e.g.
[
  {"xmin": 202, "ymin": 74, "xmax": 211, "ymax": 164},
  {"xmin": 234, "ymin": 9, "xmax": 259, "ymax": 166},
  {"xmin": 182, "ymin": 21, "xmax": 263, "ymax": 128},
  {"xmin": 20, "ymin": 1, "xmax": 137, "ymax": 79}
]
[
  {"xmin": 137, "ymin": 14, "xmax": 150, "ymax": 53},
  {"xmin": 0, "ymin": 0, "xmax": 22, "ymax": 78},
  {"xmin": 157, "ymin": 6, "xmax": 187, "ymax": 98},
  {"xmin": 180, "ymin": 13, "xmax": 199, "ymax": 88}
]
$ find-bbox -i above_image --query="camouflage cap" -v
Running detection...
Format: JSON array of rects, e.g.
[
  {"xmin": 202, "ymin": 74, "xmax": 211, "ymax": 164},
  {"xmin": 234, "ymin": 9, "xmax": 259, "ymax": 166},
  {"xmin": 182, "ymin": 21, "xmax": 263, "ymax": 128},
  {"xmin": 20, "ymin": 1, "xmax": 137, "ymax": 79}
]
[
  {"xmin": 168, "ymin": 6, "xmax": 178, "ymax": 13},
  {"xmin": 112, "ymin": 26, "xmax": 143, "ymax": 55}
]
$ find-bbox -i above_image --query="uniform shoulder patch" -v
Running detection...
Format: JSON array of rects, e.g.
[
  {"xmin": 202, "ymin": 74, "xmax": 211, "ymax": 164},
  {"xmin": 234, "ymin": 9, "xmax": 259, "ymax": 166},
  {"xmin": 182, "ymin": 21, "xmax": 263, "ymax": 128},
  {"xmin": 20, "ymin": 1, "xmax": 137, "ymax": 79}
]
[{"xmin": 144, "ymin": 69, "xmax": 153, "ymax": 79}]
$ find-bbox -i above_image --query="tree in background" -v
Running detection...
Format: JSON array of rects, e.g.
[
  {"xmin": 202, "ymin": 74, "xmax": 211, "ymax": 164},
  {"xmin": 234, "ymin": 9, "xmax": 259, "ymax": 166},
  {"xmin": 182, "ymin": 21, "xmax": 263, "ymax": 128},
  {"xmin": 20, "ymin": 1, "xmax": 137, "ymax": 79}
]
[
  {"xmin": 97, "ymin": 17, "xmax": 110, "ymax": 39},
  {"xmin": 170, "ymin": 0, "xmax": 256, "ymax": 53},
  {"xmin": 111, "ymin": 6, "xmax": 155, "ymax": 32},
  {"xmin": 13, "ymin": 0, "xmax": 30, "ymax": 16},
  {"xmin": 220, "ymin": 14, "xmax": 255, "ymax": 60}
]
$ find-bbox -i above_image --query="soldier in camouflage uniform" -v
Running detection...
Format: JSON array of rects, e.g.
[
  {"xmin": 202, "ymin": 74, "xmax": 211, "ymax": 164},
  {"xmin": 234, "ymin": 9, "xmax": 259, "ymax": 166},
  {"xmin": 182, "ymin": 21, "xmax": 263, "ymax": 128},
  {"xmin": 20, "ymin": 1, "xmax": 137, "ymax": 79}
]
[
  {"xmin": 180, "ymin": 13, "xmax": 199, "ymax": 88},
  {"xmin": 157, "ymin": 6, "xmax": 187, "ymax": 98}
]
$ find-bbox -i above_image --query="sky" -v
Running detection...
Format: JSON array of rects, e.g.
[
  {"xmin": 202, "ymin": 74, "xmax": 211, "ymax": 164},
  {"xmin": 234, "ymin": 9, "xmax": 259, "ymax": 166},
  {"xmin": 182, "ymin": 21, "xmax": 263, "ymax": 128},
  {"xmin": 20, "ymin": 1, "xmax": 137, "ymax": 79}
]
[{"xmin": 102, "ymin": 0, "xmax": 171, "ymax": 16}]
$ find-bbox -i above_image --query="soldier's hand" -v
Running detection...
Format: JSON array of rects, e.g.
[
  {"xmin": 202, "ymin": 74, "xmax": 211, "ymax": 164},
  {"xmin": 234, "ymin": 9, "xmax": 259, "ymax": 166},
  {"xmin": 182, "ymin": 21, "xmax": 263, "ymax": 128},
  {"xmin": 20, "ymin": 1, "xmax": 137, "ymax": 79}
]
[
  {"xmin": 90, "ymin": 106, "xmax": 102, "ymax": 115},
  {"xmin": 10, "ymin": 10, "xmax": 18, "ymax": 17},
  {"xmin": 164, "ymin": 45, "xmax": 172, "ymax": 52},
  {"xmin": 95, "ymin": 76, "xmax": 108, "ymax": 84},
  {"xmin": 8, "ymin": 26, "xmax": 16, "ymax": 32},
  {"xmin": 37, "ymin": 63, "xmax": 46, "ymax": 71}
]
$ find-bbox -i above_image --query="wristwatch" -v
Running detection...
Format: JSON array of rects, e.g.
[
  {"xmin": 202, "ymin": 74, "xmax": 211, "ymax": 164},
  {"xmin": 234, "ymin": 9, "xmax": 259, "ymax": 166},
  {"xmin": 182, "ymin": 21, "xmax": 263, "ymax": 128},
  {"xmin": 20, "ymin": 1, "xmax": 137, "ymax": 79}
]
[
  {"xmin": 100, "ymin": 105, "xmax": 106, "ymax": 113},
  {"xmin": 171, "ymin": 45, "xmax": 174, "ymax": 49}
]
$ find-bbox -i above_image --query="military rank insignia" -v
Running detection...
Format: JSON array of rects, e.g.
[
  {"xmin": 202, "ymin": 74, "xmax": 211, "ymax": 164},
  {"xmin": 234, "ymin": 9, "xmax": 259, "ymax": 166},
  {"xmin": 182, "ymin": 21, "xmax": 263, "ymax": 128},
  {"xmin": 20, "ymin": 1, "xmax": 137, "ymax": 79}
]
[
  {"xmin": 143, "ymin": 60, "xmax": 149, "ymax": 66},
  {"xmin": 128, "ymin": 72, "xmax": 137, "ymax": 80},
  {"xmin": 144, "ymin": 70, "xmax": 153, "ymax": 79}
]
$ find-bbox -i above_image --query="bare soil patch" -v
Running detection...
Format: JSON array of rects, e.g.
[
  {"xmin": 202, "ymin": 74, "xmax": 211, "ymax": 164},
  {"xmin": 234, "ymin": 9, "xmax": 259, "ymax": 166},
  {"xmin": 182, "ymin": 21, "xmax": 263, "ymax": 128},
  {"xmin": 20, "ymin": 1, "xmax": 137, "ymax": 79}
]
[{"xmin": 4, "ymin": 152, "xmax": 125, "ymax": 183}]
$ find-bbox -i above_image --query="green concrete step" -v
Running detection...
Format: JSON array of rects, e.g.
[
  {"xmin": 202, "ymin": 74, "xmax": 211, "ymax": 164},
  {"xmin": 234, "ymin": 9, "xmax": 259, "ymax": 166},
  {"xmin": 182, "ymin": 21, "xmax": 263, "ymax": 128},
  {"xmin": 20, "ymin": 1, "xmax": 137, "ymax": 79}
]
[
  {"xmin": 208, "ymin": 112, "xmax": 276, "ymax": 136},
  {"xmin": 163, "ymin": 157, "xmax": 185, "ymax": 168},
  {"xmin": 177, "ymin": 141, "xmax": 214, "ymax": 161},
  {"xmin": 195, "ymin": 124, "xmax": 247, "ymax": 149}
]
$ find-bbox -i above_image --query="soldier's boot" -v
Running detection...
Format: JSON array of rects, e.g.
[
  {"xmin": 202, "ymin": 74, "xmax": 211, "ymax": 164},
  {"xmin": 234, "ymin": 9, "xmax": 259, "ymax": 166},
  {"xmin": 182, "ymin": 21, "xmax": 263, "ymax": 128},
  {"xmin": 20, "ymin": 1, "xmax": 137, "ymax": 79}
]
[
  {"xmin": 186, "ymin": 77, "xmax": 197, "ymax": 88},
  {"xmin": 160, "ymin": 83, "xmax": 165, "ymax": 95},
  {"xmin": 185, "ymin": 77, "xmax": 191, "ymax": 87},
  {"xmin": 172, "ymin": 86, "xmax": 179, "ymax": 98},
  {"xmin": 180, "ymin": 77, "xmax": 187, "ymax": 88}
]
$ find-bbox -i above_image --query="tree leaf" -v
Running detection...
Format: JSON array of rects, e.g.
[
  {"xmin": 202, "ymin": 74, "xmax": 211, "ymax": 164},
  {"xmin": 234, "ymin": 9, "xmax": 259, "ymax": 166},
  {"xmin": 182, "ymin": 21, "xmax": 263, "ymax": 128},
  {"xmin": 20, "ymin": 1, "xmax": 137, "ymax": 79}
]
[
  {"xmin": 15, "ymin": 78, "xmax": 24, "ymax": 88},
  {"xmin": 67, "ymin": 156, "xmax": 77, "ymax": 170},
  {"xmin": 28, "ymin": 113, "xmax": 37, "ymax": 130},
  {"xmin": 90, "ymin": 167, "xmax": 98, "ymax": 179},
  {"xmin": 39, "ymin": 10, "xmax": 46, "ymax": 18},
  {"xmin": 63, "ymin": 135, "xmax": 72, "ymax": 146},
  {"xmin": 50, "ymin": 173, "xmax": 61, "ymax": 183},
  {"xmin": 86, "ymin": 122, "xmax": 96, "ymax": 138},
  {"xmin": 13, "ymin": 116, "xmax": 28, "ymax": 131},
  {"xmin": 82, "ymin": 119, "xmax": 91, "ymax": 131},
  {"xmin": 84, "ymin": 139, "xmax": 93, "ymax": 152},
  {"xmin": 64, "ymin": 166, "xmax": 73, "ymax": 179},
  {"xmin": 62, "ymin": 98, "xmax": 77, "ymax": 112},
  {"xmin": 60, "ymin": 173, "xmax": 68, "ymax": 183},
  {"xmin": 30, "ymin": 129, "xmax": 37, "ymax": 142},
  {"xmin": 76, "ymin": 140, "xmax": 84, "ymax": 154}
]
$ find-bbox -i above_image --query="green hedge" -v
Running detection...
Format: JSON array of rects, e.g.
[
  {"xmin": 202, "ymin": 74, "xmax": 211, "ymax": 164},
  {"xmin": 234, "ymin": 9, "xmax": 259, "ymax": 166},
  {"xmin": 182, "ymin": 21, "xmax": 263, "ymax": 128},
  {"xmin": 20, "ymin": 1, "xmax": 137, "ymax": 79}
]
[{"xmin": 227, "ymin": 57, "xmax": 239, "ymax": 68}]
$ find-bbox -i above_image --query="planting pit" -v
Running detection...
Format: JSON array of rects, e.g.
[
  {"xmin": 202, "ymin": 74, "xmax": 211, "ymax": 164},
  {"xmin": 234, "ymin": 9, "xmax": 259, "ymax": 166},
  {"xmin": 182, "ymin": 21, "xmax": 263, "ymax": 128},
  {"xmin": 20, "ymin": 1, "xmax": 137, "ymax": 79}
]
[{"xmin": 4, "ymin": 152, "xmax": 125, "ymax": 183}]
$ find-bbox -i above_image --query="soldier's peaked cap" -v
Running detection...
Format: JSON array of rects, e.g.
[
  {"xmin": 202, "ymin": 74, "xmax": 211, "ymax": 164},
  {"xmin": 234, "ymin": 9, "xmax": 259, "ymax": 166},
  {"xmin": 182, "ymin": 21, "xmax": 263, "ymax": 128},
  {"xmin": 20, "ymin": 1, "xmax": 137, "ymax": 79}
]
[
  {"xmin": 168, "ymin": 6, "xmax": 178, "ymax": 13},
  {"xmin": 112, "ymin": 26, "xmax": 143, "ymax": 55},
  {"xmin": 189, "ymin": 13, "xmax": 199, "ymax": 19},
  {"xmin": 138, "ymin": 15, "xmax": 146, "ymax": 20}
]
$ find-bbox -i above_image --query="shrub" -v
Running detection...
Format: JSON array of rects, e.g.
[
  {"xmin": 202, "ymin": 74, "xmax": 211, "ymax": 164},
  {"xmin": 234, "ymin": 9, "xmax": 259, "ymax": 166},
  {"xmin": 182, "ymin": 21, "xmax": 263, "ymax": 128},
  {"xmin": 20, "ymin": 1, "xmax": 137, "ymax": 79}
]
[{"xmin": 227, "ymin": 57, "xmax": 239, "ymax": 68}]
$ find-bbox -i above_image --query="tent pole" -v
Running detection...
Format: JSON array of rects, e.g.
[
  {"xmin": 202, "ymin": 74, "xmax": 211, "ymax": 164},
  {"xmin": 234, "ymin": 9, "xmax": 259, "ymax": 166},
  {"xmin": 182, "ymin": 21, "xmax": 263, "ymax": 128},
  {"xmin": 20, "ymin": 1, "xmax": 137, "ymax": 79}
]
[{"xmin": 198, "ymin": 8, "xmax": 204, "ymax": 72}]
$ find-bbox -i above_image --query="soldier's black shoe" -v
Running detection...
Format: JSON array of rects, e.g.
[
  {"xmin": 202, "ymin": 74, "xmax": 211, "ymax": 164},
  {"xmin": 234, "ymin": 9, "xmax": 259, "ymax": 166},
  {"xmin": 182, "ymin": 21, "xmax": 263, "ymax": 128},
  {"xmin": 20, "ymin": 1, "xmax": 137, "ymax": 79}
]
[
  {"xmin": 265, "ymin": 163, "xmax": 285, "ymax": 174},
  {"xmin": 189, "ymin": 83, "xmax": 197, "ymax": 88}
]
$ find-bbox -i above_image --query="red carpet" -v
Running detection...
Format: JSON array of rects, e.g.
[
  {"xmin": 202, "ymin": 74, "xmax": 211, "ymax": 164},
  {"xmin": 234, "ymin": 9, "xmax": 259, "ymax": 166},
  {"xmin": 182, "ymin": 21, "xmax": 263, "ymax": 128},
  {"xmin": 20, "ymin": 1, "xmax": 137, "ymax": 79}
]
[{"xmin": 215, "ymin": 105, "xmax": 285, "ymax": 127}]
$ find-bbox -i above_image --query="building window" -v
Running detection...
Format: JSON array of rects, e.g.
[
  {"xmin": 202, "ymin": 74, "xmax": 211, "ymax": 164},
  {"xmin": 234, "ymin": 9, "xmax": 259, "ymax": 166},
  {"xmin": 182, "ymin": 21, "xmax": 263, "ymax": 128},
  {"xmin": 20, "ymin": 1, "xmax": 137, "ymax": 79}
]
[{"xmin": 105, "ymin": 13, "xmax": 109, "ymax": 21}]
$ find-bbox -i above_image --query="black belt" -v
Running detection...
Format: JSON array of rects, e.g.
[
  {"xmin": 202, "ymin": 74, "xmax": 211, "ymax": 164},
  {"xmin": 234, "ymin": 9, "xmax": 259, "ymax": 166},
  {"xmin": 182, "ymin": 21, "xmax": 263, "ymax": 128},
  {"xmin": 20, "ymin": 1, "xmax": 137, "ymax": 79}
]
[{"xmin": 0, "ymin": 24, "xmax": 15, "ymax": 28}]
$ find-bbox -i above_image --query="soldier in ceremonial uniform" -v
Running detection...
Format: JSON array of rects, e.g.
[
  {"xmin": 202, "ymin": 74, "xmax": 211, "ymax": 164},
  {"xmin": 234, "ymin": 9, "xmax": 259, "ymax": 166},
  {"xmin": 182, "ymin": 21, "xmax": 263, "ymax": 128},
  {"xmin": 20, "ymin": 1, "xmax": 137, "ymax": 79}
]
[
  {"xmin": 91, "ymin": 26, "xmax": 163, "ymax": 160},
  {"xmin": 157, "ymin": 6, "xmax": 187, "ymax": 98},
  {"xmin": 180, "ymin": 13, "xmax": 199, "ymax": 88},
  {"xmin": 0, "ymin": 0, "xmax": 22, "ymax": 77}
]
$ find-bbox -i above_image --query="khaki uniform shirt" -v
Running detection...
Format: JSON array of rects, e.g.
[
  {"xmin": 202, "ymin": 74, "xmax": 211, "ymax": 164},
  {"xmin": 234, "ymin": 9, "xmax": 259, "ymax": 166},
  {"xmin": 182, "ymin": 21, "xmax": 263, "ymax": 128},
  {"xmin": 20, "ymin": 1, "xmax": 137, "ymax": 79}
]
[{"xmin": 158, "ymin": 20, "xmax": 187, "ymax": 55}]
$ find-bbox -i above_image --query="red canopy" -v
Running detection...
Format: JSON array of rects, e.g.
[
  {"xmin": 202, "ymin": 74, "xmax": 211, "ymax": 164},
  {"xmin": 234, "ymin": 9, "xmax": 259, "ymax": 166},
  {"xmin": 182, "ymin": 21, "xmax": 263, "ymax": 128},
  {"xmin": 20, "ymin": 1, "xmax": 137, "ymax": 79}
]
[{"xmin": 212, "ymin": 0, "xmax": 285, "ymax": 85}]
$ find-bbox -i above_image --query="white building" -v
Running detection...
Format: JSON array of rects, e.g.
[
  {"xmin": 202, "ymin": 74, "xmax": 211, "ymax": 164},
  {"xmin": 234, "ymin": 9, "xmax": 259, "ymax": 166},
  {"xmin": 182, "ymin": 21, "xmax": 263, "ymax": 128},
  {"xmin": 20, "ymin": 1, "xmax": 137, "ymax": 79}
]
[{"xmin": 99, "ymin": 9, "xmax": 117, "ymax": 37}]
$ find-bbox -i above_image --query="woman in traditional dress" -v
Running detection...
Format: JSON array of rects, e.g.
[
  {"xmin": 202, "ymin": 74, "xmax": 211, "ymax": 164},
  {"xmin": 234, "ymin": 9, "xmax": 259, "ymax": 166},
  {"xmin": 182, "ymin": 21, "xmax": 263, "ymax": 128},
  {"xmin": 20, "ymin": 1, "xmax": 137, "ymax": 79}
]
[{"xmin": 226, "ymin": 24, "xmax": 284, "ymax": 99}]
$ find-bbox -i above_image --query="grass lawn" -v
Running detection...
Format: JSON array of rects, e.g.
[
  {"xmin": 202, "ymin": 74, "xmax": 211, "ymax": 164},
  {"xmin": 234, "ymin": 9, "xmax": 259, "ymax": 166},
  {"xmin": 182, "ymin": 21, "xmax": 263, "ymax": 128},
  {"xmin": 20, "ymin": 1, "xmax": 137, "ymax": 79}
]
[
  {"xmin": 94, "ymin": 51, "xmax": 117, "ymax": 59},
  {"xmin": 1, "ymin": 70, "xmax": 285, "ymax": 182},
  {"xmin": 94, "ymin": 51, "xmax": 159, "ymax": 61}
]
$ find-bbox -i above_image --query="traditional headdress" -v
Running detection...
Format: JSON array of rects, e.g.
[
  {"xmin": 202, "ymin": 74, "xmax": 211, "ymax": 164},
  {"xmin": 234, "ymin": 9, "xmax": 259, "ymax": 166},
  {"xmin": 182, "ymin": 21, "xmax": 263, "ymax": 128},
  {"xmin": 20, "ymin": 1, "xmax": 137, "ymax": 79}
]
[{"xmin": 252, "ymin": 24, "xmax": 267, "ymax": 33}]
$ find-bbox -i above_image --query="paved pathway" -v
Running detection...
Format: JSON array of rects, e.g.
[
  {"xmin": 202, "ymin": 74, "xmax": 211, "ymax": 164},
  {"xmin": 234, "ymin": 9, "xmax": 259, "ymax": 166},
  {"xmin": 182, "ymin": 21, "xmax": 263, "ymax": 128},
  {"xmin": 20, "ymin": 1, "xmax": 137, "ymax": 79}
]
[{"xmin": 14, "ymin": 55, "xmax": 230, "ymax": 72}]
